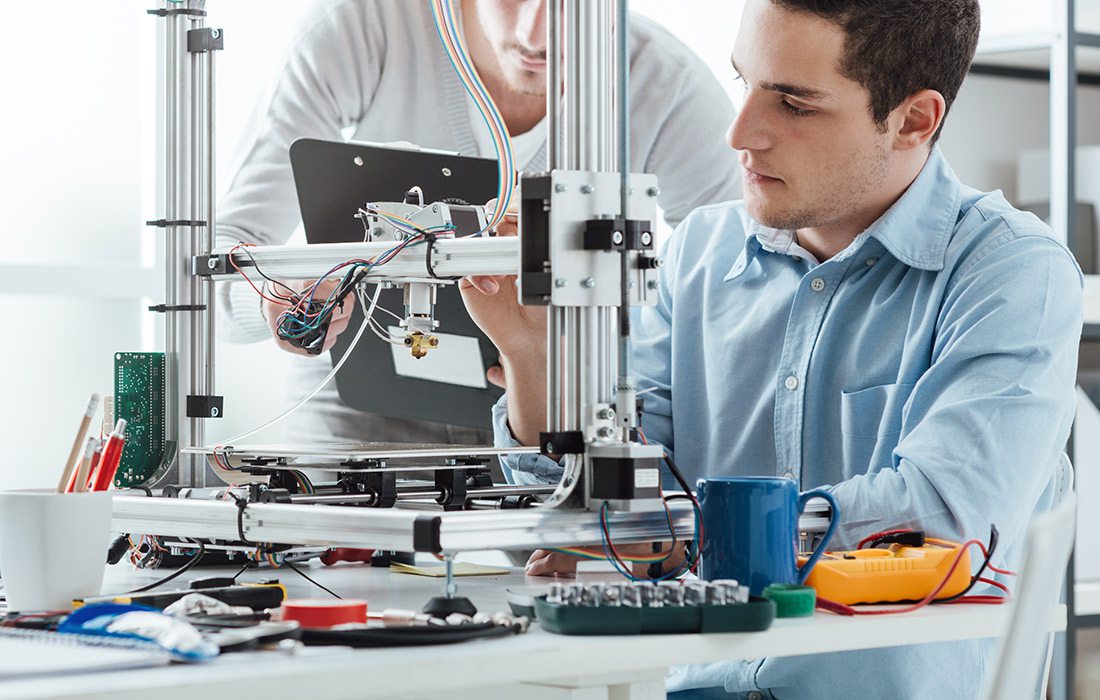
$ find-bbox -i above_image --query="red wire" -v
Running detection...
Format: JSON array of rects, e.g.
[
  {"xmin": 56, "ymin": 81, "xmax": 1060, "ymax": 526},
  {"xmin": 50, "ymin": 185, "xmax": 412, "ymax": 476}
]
[{"xmin": 857, "ymin": 529, "xmax": 913, "ymax": 549}]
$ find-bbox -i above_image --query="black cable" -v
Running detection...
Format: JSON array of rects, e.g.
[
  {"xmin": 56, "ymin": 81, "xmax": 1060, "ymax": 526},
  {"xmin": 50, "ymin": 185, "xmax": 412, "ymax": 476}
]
[
  {"xmin": 936, "ymin": 525, "xmax": 999, "ymax": 604},
  {"xmin": 126, "ymin": 539, "xmax": 206, "ymax": 594},
  {"xmin": 661, "ymin": 454, "xmax": 695, "ymax": 499},
  {"xmin": 231, "ymin": 559, "xmax": 252, "ymax": 582},
  {"xmin": 238, "ymin": 245, "xmax": 297, "ymax": 300},
  {"xmin": 284, "ymin": 560, "xmax": 342, "ymax": 600}
]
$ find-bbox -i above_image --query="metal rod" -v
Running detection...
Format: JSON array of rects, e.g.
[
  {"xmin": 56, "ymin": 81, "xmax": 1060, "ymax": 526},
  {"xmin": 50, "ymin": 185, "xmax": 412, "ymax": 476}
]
[
  {"xmin": 616, "ymin": 0, "xmax": 632, "ymax": 395},
  {"xmin": 188, "ymin": 9, "xmax": 207, "ymax": 486},
  {"xmin": 546, "ymin": 0, "xmax": 561, "ymax": 171},
  {"xmin": 204, "ymin": 33, "xmax": 218, "ymax": 402}
]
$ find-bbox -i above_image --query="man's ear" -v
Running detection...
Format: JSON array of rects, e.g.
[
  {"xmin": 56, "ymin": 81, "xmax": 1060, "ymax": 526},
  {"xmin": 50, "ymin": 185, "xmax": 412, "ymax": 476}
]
[{"xmin": 893, "ymin": 89, "xmax": 946, "ymax": 151}]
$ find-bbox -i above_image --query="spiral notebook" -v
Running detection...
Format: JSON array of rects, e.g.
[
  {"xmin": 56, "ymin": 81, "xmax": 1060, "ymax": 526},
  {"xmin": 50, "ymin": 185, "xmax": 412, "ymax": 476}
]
[{"xmin": 0, "ymin": 628, "xmax": 170, "ymax": 679}]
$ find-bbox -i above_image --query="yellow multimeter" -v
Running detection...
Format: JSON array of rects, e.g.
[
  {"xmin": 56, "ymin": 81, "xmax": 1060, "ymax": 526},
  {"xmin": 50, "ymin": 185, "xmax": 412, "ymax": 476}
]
[{"xmin": 800, "ymin": 538, "xmax": 971, "ymax": 605}]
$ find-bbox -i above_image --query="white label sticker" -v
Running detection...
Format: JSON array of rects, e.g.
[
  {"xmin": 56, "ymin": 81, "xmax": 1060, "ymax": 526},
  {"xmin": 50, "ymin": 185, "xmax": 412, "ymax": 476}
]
[{"xmin": 634, "ymin": 468, "xmax": 660, "ymax": 489}]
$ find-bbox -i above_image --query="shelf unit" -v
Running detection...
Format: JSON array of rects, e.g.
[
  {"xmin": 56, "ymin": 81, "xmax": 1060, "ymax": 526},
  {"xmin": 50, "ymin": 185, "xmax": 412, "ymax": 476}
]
[{"xmin": 974, "ymin": 4, "xmax": 1100, "ymax": 698}]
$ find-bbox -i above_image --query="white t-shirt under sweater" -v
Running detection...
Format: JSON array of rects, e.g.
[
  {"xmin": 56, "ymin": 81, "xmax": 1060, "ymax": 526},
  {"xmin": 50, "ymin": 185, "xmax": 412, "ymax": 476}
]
[{"xmin": 216, "ymin": 0, "xmax": 742, "ymax": 445}]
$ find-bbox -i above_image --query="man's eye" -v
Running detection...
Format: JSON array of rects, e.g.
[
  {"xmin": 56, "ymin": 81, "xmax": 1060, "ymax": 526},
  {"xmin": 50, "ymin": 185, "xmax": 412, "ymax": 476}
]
[{"xmin": 782, "ymin": 101, "xmax": 814, "ymax": 117}]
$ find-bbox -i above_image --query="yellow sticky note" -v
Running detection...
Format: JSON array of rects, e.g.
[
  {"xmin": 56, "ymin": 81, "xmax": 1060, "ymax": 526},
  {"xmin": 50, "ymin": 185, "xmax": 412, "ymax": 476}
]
[{"xmin": 390, "ymin": 561, "xmax": 511, "ymax": 577}]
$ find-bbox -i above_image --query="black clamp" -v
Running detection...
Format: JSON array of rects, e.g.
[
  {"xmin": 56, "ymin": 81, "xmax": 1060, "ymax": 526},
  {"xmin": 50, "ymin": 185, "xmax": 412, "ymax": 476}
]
[
  {"xmin": 186, "ymin": 395, "xmax": 224, "ymax": 418},
  {"xmin": 147, "ymin": 8, "xmax": 207, "ymax": 18},
  {"xmin": 194, "ymin": 254, "xmax": 229, "ymax": 275},
  {"xmin": 187, "ymin": 27, "xmax": 224, "ymax": 53},
  {"xmin": 146, "ymin": 219, "xmax": 207, "ymax": 228},
  {"xmin": 539, "ymin": 431, "xmax": 585, "ymax": 456},
  {"xmin": 148, "ymin": 304, "xmax": 207, "ymax": 313},
  {"xmin": 583, "ymin": 218, "xmax": 654, "ymax": 251},
  {"xmin": 422, "ymin": 231, "xmax": 460, "ymax": 281}
]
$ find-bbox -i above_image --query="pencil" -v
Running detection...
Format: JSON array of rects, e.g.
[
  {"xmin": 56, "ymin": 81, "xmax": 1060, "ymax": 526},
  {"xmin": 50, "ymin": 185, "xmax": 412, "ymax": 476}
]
[
  {"xmin": 57, "ymin": 393, "xmax": 100, "ymax": 493},
  {"xmin": 73, "ymin": 438, "xmax": 100, "ymax": 494}
]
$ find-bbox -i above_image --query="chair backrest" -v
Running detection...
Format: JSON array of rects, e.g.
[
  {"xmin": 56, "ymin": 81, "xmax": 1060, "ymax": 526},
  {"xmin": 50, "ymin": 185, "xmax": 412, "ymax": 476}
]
[{"xmin": 983, "ymin": 454, "xmax": 1076, "ymax": 700}]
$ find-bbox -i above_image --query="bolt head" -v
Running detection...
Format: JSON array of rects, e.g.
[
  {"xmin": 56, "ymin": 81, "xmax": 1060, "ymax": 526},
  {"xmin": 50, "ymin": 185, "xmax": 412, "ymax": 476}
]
[
  {"xmin": 641, "ymin": 231, "xmax": 653, "ymax": 246},
  {"xmin": 580, "ymin": 184, "xmax": 594, "ymax": 194},
  {"xmin": 554, "ymin": 183, "xmax": 568, "ymax": 193},
  {"xmin": 581, "ymin": 278, "xmax": 596, "ymax": 289},
  {"xmin": 207, "ymin": 258, "xmax": 218, "ymax": 269},
  {"xmin": 597, "ymin": 427, "xmax": 614, "ymax": 439},
  {"xmin": 554, "ymin": 278, "xmax": 568, "ymax": 288},
  {"xmin": 211, "ymin": 29, "xmax": 221, "ymax": 39},
  {"xmin": 598, "ymin": 408, "xmax": 616, "ymax": 420},
  {"xmin": 646, "ymin": 186, "xmax": 661, "ymax": 198},
  {"xmin": 612, "ymin": 231, "xmax": 624, "ymax": 245},
  {"xmin": 545, "ymin": 442, "xmax": 555, "ymax": 453},
  {"xmin": 210, "ymin": 407, "xmax": 220, "ymax": 417},
  {"xmin": 647, "ymin": 280, "xmax": 659, "ymax": 290}
]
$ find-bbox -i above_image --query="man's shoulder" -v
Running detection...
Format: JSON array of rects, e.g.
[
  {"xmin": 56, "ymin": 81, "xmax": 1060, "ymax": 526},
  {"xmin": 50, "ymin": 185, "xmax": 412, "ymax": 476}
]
[
  {"xmin": 665, "ymin": 200, "xmax": 753, "ymax": 267},
  {"xmin": 948, "ymin": 187, "xmax": 1080, "ymax": 279}
]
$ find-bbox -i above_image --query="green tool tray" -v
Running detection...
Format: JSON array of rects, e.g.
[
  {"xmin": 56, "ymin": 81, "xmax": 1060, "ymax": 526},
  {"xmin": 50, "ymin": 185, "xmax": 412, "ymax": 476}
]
[{"xmin": 533, "ymin": 595, "xmax": 776, "ymax": 635}]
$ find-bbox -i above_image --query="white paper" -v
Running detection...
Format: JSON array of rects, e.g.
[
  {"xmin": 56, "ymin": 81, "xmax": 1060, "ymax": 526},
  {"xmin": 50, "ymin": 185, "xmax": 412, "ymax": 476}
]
[{"xmin": 389, "ymin": 327, "xmax": 488, "ymax": 389}]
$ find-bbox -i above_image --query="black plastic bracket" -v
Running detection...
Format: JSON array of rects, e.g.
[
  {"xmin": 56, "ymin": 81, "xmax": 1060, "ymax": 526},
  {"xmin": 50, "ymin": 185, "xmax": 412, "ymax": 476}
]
[
  {"xmin": 148, "ymin": 304, "xmax": 207, "ymax": 313},
  {"xmin": 194, "ymin": 254, "xmax": 230, "ymax": 276},
  {"xmin": 186, "ymin": 395, "xmax": 224, "ymax": 418},
  {"xmin": 146, "ymin": 219, "xmax": 206, "ymax": 228},
  {"xmin": 583, "ymin": 218, "xmax": 654, "ymax": 251},
  {"xmin": 413, "ymin": 515, "xmax": 442, "ymax": 553},
  {"xmin": 435, "ymin": 469, "xmax": 468, "ymax": 512},
  {"xmin": 539, "ymin": 431, "xmax": 585, "ymax": 455},
  {"xmin": 147, "ymin": 8, "xmax": 206, "ymax": 18},
  {"xmin": 187, "ymin": 27, "xmax": 224, "ymax": 53}
]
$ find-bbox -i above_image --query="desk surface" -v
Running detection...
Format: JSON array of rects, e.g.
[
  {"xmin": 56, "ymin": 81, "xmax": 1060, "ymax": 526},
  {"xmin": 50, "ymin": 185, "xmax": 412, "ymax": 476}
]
[{"xmin": 0, "ymin": 560, "xmax": 1066, "ymax": 700}]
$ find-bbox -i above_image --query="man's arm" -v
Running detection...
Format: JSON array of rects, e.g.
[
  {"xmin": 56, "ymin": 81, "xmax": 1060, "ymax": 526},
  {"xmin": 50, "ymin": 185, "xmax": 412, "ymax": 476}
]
[
  {"xmin": 828, "ymin": 235, "xmax": 1082, "ymax": 552},
  {"xmin": 216, "ymin": 0, "xmax": 385, "ymax": 343}
]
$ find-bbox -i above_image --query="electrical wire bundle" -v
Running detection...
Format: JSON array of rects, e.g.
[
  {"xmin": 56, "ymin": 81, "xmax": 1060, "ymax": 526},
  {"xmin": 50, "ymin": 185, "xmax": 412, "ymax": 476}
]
[{"xmin": 430, "ymin": 0, "xmax": 516, "ymax": 232}]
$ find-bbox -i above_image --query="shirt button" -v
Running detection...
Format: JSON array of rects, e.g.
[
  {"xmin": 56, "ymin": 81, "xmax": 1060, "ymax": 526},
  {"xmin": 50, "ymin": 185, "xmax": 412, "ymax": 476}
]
[
  {"xmin": 866, "ymin": 257, "xmax": 878, "ymax": 266},
  {"xmin": 810, "ymin": 277, "xmax": 826, "ymax": 292},
  {"xmin": 784, "ymin": 376, "xmax": 799, "ymax": 391}
]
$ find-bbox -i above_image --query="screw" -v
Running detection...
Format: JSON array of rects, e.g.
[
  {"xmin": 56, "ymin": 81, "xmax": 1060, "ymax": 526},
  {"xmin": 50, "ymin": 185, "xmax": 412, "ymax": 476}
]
[
  {"xmin": 211, "ymin": 29, "xmax": 221, "ymax": 39},
  {"xmin": 580, "ymin": 184, "xmax": 594, "ymax": 194},
  {"xmin": 207, "ymin": 258, "xmax": 218, "ymax": 269},
  {"xmin": 353, "ymin": 156, "xmax": 364, "ymax": 166},
  {"xmin": 554, "ymin": 183, "xmax": 568, "ymax": 193},
  {"xmin": 647, "ymin": 280, "xmax": 659, "ymax": 290},
  {"xmin": 210, "ymin": 407, "xmax": 220, "ymax": 417},
  {"xmin": 611, "ymin": 231, "xmax": 624, "ymax": 245},
  {"xmin": 441, "ymin": 167, "xmax": 452, "ymax": 176},
  {"xmin": 628, "ymin": 279, "xmax": 635, "ymax": 288},
  {"xmin": 582, "ymin": 278, "xmax": 596, "ymax": 289},
  {"xmin": 554, "ymin": 278, "xmax": 568, "ymax": 288},
  {"xmin": 598, "ymin": 408, "xmax": 616, "ymax": 420},
  {"xmin": 432, "ymin": 204, "xmax": 439, "ymax": 212},
  {"xmin": 641, "ymin": 231, "xmax": 653, "ymax": 246},
  {"xmin": 545, "ymin": 442, "xmax": 555, "ymax": 453},
  {"xmin": 647, "ymin": 186, "xmax": 661, "ymax": 198},
  {"xmin": 597, "ymin": 427, "xmax": 615, "ymax": 439}
]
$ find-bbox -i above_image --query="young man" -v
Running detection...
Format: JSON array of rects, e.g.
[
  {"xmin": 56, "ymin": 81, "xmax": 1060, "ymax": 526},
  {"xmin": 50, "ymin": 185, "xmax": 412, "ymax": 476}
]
[
  {"xmin": 215, "ymin": 0, "xmax": 741, "ymax": 446},
  {"xmin": 465, "ymin": 0, "xmax": 1082, "ymax": 696}
]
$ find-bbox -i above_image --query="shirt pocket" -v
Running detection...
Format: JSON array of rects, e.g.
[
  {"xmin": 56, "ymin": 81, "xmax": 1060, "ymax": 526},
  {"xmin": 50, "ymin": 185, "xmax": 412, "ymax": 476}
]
[{"xmin": 839, "ymin": 382, "xmax": 915, "ymax": 470}]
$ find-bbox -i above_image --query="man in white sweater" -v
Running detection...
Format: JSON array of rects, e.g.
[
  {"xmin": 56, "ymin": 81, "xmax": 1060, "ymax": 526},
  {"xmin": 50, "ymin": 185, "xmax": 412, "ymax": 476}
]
[{"xmin": 217, "ymin": 0, "xmax": 741, "ymax": 445}]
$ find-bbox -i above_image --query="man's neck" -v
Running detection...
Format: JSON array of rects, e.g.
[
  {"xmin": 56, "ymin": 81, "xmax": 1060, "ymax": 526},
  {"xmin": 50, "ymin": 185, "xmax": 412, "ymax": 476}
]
[{"xmin": 796, "ymin": 151, "xmax": 930, "ymax": 262}]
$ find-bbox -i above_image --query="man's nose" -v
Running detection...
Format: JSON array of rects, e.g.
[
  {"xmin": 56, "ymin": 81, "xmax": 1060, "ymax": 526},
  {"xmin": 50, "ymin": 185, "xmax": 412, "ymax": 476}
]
[
  {"xmin": 727, "ymin": 92, "xmax": 769, "ymax": 152},
  {"xmin": 517, "ymin": 0, "xmax": 547, "ymax": 53}
]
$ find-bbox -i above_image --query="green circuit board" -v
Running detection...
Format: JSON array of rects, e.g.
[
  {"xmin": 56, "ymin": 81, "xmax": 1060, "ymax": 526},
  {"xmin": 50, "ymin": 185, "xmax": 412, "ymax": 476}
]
[{"xmin": 113, "ymin": 352, "xmax": 174, "ymax": 488}]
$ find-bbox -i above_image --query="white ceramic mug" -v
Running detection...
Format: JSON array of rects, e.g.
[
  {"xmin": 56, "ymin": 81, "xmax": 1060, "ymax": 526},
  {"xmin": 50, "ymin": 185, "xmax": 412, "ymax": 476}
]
[{"xmin": 0, "ymin": 490, "xmax": 112, "ymax": 611}]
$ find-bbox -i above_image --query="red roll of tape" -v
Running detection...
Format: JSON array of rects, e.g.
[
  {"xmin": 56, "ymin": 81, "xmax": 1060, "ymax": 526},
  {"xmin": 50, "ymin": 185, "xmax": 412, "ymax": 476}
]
[{"xmin": 281, "ymin": 599, "xmax": 368, "ymax": 628}]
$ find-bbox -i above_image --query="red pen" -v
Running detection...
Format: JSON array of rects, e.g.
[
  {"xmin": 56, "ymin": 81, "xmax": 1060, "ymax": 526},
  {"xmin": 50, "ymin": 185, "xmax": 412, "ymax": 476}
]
[{"xmin": 90, "ymin": 419, "xmax": 127, "ymax": 492}]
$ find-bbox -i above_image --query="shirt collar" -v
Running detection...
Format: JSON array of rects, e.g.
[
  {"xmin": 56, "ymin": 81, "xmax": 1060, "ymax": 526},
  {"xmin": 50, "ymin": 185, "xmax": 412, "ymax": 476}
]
[{"xmin": 726, "ymin": 147, "xmax": 961, "ymax": 280}]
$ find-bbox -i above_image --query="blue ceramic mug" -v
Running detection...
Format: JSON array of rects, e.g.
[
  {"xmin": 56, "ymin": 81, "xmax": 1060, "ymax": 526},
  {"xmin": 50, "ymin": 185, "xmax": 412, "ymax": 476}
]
[{"xmin": 696, "ymin": 476, "xmax": 839, "ymax": 594}]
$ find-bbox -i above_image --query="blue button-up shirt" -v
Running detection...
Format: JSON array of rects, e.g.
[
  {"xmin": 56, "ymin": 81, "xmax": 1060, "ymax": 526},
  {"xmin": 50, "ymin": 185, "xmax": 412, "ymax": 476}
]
[{"xmin": 495, "ymin": 149, "xmax": 1082, "ymax": 698}]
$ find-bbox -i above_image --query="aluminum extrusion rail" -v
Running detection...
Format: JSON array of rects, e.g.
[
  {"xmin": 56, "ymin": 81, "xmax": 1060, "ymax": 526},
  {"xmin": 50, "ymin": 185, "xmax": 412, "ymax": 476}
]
[
  {"xmin": 112, "ymin": 495, "xmax": 695, "ymax": 553},
  {"xmin": 202, "ymin": 237, "xmax": 519, "ymax": 282}
]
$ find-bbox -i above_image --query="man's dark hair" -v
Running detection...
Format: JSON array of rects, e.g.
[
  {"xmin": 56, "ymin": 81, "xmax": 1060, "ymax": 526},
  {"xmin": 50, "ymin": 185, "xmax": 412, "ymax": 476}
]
[{"xmin": 771, "ymin": 0, "xmax": 980, "ymax": 142}]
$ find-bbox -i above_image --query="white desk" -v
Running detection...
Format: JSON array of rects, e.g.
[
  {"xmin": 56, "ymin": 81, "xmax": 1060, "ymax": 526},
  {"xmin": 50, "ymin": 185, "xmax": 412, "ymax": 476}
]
[{"xmin": 0, "ymin": 561, "xmax": 1066, "ymax": 700}]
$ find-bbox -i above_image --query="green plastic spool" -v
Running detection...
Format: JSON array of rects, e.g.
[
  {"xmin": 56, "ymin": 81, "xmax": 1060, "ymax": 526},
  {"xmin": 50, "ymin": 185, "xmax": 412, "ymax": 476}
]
[{"xmin": 762, "ymin": 584, "xmax": 817, "ymax": 618}]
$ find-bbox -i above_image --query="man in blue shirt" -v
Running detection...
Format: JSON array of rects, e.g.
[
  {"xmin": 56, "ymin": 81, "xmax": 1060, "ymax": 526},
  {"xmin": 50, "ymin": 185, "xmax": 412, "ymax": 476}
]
[{"xmin": 462, "ymin": 0, "xmax": 1083, "ymax": 696}]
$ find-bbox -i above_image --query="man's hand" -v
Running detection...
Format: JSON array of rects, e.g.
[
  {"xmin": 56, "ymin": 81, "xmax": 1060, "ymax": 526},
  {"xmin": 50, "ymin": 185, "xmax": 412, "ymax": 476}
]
[
  {"xmin": 524, "ymin": 541, "xmax": 688, "ymax": 578},
  {"xmin": 262, "ymin": 279, "xmax": 353, "ymax": 356}
]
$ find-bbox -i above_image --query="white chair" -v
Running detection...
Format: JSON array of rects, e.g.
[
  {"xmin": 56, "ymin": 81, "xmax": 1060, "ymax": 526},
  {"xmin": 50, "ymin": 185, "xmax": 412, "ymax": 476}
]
[{"xmin": 984, "ymin": 453, "xmax": 1076, "ymax": 700}]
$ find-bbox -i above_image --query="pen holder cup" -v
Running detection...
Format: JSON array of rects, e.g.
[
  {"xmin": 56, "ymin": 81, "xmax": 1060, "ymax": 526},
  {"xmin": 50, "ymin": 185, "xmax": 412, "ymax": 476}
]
[{"xmin": 0, "ymin": 489, "xmax": 113, "ymax": 611}]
